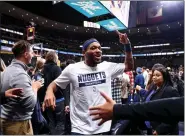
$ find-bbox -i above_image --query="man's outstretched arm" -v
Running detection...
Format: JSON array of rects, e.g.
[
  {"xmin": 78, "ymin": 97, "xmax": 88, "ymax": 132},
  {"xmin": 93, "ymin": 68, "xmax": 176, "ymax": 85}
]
[
  {"xmin": 89, "ymin": 92, "xmax": 183, "ymax": 126},
  {"xmin": 114, "ymin": 97, "xmax": 184, "ymax": 123}
]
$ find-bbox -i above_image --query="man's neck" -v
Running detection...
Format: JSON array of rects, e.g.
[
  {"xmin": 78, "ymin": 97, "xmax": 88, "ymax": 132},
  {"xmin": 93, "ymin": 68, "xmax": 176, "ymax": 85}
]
[
  {"xmin": 15, "ymin": 57, "xmax": 27, "ymax": 65},
  {"xmin": 84, "ymin": 60, "xmax": 97, "ymax": 67}
]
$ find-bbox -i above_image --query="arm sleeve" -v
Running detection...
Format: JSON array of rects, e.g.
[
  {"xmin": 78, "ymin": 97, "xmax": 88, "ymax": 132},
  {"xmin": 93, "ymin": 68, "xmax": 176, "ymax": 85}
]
[
  {"xmin": 54, "ymin": 65, "xmax": 71, "ymax": 90},
  {"xmin": 139, "ymin": 88, "xmax": 147, "ymax": 97},
  {"xmin": 10, "ymin": 73, "xmax": 36, "ymax": 108},
  {"xmin": 53, "ymin": 66, "xmax": 62, "ymax": 79},
  {"xmin": 113, "ymin": 97, "xmax": 184, "ymax": 123},
  {"xmin": 106, "ymin": 62, "xmax": 125, "ymax": 79}
]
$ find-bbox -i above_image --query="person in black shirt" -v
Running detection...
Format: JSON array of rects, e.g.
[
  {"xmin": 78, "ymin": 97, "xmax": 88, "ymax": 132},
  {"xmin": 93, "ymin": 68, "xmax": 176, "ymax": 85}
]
[{"xmin": 89, "ymin": 91, "xmax": 183, "ymax": 124}]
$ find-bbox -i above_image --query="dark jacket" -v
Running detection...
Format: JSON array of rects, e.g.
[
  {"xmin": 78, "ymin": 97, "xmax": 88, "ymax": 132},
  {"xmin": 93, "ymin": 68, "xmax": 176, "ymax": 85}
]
[
  {"xmin": 38, "ymin": 61, "xmax": 62, "ymax": 102},
  {"xmin": 114, "ymin": 97, "xmax": 184, "ymax": 123},
  {"xmin": 139, "ymin": 85, "xmax": 180, "ymax": 134}
]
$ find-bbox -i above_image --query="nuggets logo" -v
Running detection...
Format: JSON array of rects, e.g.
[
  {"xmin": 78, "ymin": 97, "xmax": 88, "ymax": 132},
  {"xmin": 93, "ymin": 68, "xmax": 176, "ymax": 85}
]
[{"xmin": 78, "ymin": 72, "xmax": 106, "ymax": 87}]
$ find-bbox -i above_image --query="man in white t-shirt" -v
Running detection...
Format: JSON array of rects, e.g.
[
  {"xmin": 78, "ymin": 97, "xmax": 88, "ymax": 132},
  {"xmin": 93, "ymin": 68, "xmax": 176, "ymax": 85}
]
[
  {"xmin": 42, "ymin": 32, "xmax": 134, "ymax": 134},
  {"xmin": 142, "ymin": 66, "xmax": 149, "ymax": 88}
]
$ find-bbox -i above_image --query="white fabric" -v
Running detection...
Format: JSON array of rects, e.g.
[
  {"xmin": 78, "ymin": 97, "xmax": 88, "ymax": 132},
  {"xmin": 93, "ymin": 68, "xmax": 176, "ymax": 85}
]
[
  {"xmin": 54, "ymin": 61, "xmax": 125, "ymax": 134},
  {"xmin": 143, "ymin": 70, "xmax": 149, "ymax": 86},
  {"xmin": 121, "ymin": 73, "xmax": 130, "ymax": 98}
]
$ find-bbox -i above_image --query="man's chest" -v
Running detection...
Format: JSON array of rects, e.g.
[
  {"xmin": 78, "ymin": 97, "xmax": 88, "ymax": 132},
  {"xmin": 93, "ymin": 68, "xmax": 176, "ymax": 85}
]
[{"xmin": 70, "ymin": 69, "xmax": 111, "ymax": 88}]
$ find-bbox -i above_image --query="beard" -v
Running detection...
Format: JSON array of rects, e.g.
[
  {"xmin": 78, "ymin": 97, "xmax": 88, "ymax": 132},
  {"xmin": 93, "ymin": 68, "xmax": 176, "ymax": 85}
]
[{"xmin": 85, "ymin": 52, "xmax": 102, "ymax": 66}]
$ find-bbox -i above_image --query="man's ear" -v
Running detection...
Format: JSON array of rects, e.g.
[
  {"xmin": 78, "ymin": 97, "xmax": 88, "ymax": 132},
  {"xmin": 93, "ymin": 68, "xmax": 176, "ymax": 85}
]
[{"xmin": 24, "ymin": 52, "xmax": 28, "ymax": 58}]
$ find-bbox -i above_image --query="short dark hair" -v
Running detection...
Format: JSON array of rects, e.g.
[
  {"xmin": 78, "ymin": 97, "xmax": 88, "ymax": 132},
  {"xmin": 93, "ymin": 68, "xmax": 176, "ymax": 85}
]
[{"xmin": 12, "ymin": 40, "xmax": 32, "ymax": 58}]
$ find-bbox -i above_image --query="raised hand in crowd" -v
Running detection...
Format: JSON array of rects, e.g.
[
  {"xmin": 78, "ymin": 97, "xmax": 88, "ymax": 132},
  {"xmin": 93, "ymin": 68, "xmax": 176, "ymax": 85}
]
[{"xmin": 116, "ymin": 30, "xmax": 130, "ymax": 44}]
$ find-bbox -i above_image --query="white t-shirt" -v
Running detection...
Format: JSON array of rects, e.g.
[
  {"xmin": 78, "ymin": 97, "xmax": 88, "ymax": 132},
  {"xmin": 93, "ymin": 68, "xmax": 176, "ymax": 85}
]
[
  {"xmin": 54, "ymin": 61, "xmax": 125, "ymax": 134},
  {"xmin": 143, "ymin": 70, "xmax": 149, "ymax": 86}
]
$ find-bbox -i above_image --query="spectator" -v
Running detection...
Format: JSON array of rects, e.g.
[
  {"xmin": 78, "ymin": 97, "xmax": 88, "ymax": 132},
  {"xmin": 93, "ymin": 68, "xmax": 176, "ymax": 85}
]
[
  {"xmin": 0, "ymin": 40, "xmax": 43, "ymax": 135},
  {"xmin": 135, "ymin": 64, "xmax": 180, "ymax": 135}
]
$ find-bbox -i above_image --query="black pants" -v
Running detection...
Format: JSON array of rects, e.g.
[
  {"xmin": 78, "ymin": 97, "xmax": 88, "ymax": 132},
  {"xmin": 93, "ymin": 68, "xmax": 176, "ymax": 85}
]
[{"xmin": 45, "ymin": 100, "xmax": 65, "ymax": 135}]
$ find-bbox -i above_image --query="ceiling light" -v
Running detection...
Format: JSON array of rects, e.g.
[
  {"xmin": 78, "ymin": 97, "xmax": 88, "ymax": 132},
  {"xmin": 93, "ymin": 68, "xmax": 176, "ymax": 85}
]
[
  {"xmin": 52, "ymin": 25, "xmax": 53, "ymax": 26},
  {"xmin": 13, "ymin": 8, "xmax": 15, "ymax": 10},
  {"xmin": 46, "ymin": 20, "xmax": 47, "ymax": 22},
  {"xmin": 9, "ymin": 10, "xmax": 10, "ymax": 12},
  {"xmin": 31, "ymin": 19, "xmax": 33, "ymax": 20},
  {"xmin": 67, "ymin": 26, "xmax": 68, "ymax": 27},
  {"xmin": 55, "ymin": 23, "xmax": 57, "ymax": 25},
  {"xmin": 36, "ymin": 17, "xmax": 38, "ymax": 19},
  {"xmin": 178, "ymin": 22, "xmax": 179, "ymax": 24},
  {"xmin": 65, "ymin": 28, "xmax": 66, "ymax": 29},
  {"xmin": 26, "ymin": 13, "xmax": 28, "ymax": 15},
  {"xmin": 169, "ymin": 26, "xmax": 170, "ymax": 28},
  {"xmin": 166, "ymin": 24, "xmax": 168, "ymax": 26},
  {"xmin": 22, "ymin": 15, "xmax": 23, "ymax": 17}
]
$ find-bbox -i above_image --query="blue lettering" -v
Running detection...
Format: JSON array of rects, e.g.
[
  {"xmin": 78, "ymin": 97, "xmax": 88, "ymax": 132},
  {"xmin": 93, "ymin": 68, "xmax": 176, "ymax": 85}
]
[{"xmin": 78, "ymin": 75, "xmax": 83, "ymax": 82}]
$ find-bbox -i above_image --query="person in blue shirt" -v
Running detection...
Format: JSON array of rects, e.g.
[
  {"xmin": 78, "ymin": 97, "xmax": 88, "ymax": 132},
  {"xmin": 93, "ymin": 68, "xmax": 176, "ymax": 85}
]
[
  {"xmin": 134, "ymin": 67, "xmax": 145, "ymax": 89},
  {"xmin": 132, "ymin": 67, "xmax": 145, "ymax": 103}
]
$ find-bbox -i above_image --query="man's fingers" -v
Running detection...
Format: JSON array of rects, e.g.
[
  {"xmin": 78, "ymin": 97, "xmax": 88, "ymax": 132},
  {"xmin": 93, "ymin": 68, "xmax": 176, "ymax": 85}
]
[
  {"xmin": 89, "ymin": 105, "xmax": 101, "ymax": 111},
  {"xmin": 10, "ymin": 88, "xmax": 23, "ymax": 91},
  {"xmin": 89, "ymin": 110, "xmax": 106, "ymax": 116},
  {"xmin": 115, "ymin": 30, "xmax": 120, "ymax": 35},
  {"xmin": 11, "ymin": 88, "xmax": 23, "ymax": 96},
  {"xmin": 11, "ymin": 95, "xmax": 19, "ymax": 98},
  {"xmin": 100, "ymin": 91, "xmax": 112, "ymax": 102},
  {"xmin": 98, "ymin": 119, "xmax": 106, "ymax": 126},
  {"xmin": 92, "ymin": 114, "xmax": 102, "ymax": 121}
]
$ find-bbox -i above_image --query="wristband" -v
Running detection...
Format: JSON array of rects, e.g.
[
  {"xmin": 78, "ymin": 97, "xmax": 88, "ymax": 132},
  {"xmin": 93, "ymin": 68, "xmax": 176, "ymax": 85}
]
[{"xmin": 124, "ymin": 44, "xmax": 132, "ymax": 52}]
